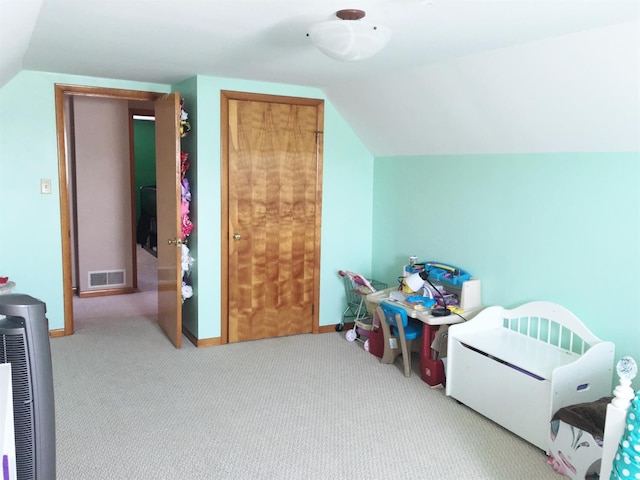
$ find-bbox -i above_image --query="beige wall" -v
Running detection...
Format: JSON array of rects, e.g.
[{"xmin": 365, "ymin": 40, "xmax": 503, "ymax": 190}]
[{"xmin": 73, "ymin": 96, "xmax": 133, "ymax": 292}]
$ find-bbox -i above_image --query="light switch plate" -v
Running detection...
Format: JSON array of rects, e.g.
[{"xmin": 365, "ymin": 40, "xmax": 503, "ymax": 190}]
[{"xmin": 40, "ymin": 179, "xmax": 51, "ymax": 194}]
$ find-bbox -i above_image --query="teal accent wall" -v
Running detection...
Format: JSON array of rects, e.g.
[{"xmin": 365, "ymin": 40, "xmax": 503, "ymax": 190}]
[
  {"xmin": 372, "ymin": 153, "xmax": 640, "ymax": 373},
  {"xmin": 0, "ymin": 71, "xmax": 374, "ymax": 340}
]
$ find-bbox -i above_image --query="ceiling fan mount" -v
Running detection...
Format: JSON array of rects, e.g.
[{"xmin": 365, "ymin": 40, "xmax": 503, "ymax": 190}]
[{"xmin": 336, "ymin": 9, "xmax": 366, "ymax": 21}]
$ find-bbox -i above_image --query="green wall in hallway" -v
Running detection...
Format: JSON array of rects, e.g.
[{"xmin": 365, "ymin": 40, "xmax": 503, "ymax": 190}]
[{"xmin": 133, "ymin": 119, "xmax": 156, "ymax": 222}]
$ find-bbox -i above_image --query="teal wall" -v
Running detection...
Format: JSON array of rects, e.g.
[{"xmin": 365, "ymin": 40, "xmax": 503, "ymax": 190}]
[
  {"xmin": 0, "ymin": 71, "xmax": 374, "ymax": 340},
  {"xmin": 372, "ymin": 153, "xmax": 640, "ymax": 375}
]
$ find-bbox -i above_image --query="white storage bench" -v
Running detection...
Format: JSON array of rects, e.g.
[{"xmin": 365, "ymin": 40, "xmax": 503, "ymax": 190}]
[{"xmin": 445, "ymin": 301, "xmax": 615, "ymax": 453}]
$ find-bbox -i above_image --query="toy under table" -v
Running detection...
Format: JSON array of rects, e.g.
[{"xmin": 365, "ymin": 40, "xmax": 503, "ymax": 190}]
[{"xmin": 446, "ymin": 301, "xmax": 615, "ymax": 453}]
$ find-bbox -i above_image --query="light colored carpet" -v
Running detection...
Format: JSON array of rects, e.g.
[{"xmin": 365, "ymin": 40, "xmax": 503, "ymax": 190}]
[{"xmin": 52, "ymin": 251, "xmax": 563, "ymax": 479}]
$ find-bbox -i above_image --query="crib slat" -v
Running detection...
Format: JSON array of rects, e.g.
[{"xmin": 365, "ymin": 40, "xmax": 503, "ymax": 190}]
[{"xmin": 502, "ymin": 315, "xmax": 592, "ymax": 355}]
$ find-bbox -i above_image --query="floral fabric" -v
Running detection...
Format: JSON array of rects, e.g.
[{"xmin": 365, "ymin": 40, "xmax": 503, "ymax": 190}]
[{"xmin": 179, "ymin": 101, "xmax": 194, "ymax": 302}]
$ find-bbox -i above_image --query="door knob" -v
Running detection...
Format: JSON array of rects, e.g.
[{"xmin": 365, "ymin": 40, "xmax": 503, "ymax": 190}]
[
  {"xmin": 168, "ymin": 238, "xmax": 183, "ymax": 246},
  {"xmin": 233, "ymin": 233, "xmax": 242, "ymax": 240}
]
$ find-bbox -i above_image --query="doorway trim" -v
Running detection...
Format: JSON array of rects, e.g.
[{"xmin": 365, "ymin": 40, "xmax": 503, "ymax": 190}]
[{"xmin": 54, "ymin": 84, "xmax": 165, "ymax": 336}]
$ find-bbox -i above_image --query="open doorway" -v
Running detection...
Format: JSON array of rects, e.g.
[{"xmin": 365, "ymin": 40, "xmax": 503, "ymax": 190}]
[
  {"xmin": 70, "ymin": 108, "xmax": 158, "ymax": 326},
  {"xmin": 55, "ymin": 85, "xmax": 184, "ymax": 343}
]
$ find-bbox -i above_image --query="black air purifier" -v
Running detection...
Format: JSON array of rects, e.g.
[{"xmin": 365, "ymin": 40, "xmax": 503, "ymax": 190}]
[{"xmin": 0, "ymin": 294, "xmax": 55, "ymax": 480}]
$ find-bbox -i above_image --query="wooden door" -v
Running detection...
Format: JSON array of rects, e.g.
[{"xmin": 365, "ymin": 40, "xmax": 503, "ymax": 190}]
[
  {"xmin": 155, "ymin": 92, "xmax": 183, "ymax": 347},
  {"xmin": 222, "ymin": 91, "xmax": 324, "ymax": 343}
]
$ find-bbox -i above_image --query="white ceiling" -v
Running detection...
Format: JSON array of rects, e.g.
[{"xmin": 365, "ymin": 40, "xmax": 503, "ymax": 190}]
[{"xmin": 1, "ymin": 0, "xmax": 638, "ymax": 155}]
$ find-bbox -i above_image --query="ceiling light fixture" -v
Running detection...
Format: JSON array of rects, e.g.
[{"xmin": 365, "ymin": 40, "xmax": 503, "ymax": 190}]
[{"xmin": 307, "ymin": 9, "xmax": 391, "ymax": 62}]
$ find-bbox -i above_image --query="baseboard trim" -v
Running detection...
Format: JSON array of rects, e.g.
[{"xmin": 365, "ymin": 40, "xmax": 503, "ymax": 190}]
[
  {"xmin": 184, "ymin": 327, "xmax": 338, "ymax": 347},
  {"xmin": 49, "ymin": 328, "xmax": 67, "ymax": 338},
  {"xmin": 77, "ymin": 287, "xmax": 136, "ymax": 298},
  {"xmin": 182, "ymin": 327, "xmax": 223, "ymax": 348},
  {"xmin": 318, "ymin": 324, "xmax": 352, "ymax": 333},
  {"xmin": 51, "ymin": 324, "xmax": 341, "ymax": 344}
]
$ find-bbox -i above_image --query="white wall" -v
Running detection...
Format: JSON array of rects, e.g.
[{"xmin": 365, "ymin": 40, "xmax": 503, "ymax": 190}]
[{"xmin": 326, "ymin": 21, "xmax": 639, "ymax": 156}]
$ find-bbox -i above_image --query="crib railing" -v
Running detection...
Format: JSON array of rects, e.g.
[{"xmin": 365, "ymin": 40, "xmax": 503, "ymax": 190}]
[{"xmin": 502, "ymin": 315, "xmax": 591, "ymax": 356}]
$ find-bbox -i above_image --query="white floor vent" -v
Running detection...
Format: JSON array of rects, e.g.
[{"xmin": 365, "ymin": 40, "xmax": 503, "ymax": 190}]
[{"xmin": 88, "ymin": 270, "xmax": 126, "ymax": 287}]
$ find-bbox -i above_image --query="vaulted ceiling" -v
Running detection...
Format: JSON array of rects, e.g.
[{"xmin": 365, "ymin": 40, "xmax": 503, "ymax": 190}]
[{"xmin": 1, "ymin": 0, "xmax": 638, "ymax": 155}]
